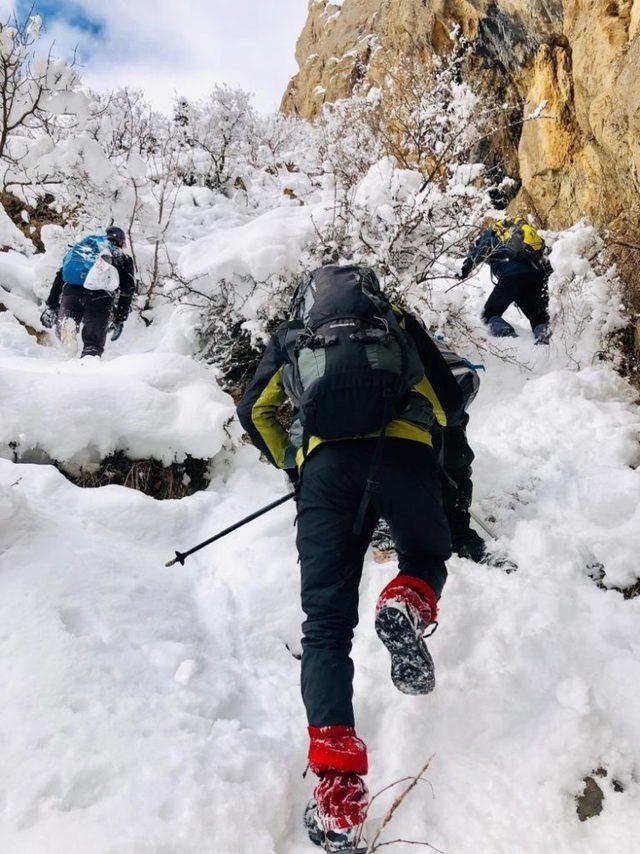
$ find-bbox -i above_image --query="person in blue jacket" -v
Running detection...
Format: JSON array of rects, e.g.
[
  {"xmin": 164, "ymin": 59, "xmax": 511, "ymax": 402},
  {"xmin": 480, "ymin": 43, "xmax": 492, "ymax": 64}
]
[
  {"xmin": 40, "ymin": 226, "xmax": 135, "ymax": 357},
  {"xmin": 460, "ymin": 217, "xmax": 552, "ymax": 343}
]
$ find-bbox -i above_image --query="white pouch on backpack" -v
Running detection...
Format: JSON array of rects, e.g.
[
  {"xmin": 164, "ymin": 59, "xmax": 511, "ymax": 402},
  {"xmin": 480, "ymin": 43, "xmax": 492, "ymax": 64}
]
[{"xmin": 84, "ymin": 254, "xmax": 120, "ymax": 293}]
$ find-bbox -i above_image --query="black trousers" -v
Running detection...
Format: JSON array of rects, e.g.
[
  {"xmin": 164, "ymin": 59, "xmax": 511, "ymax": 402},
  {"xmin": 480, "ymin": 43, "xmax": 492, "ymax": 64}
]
[
  {"xmin": 432, "ymin": 414, "xmax": 475, "ymax": 551},
  {"xmin": 482, "ymin": 273, "xmax": 549, "ymax": 331},
  {"xmin": 296, "ymin": 439, "xmax": 452, "ymax": 728},
  {"xmin": 58, "ymin": 286, "xmax": 114, "ymax": 357}
]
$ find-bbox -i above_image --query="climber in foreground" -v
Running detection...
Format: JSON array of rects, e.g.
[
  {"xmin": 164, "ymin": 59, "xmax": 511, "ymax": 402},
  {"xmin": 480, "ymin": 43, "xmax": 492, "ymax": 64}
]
[
  {"xmin": 237, "ymin": 265, "xmax": 464, "ymax": 852},
  {"xmin": 459, "ymin": 215, "xmax": 552, "ymax": 344},
  {"xmin": 40, "ymin": 226, "xmax": 135, "ymax": 357}
]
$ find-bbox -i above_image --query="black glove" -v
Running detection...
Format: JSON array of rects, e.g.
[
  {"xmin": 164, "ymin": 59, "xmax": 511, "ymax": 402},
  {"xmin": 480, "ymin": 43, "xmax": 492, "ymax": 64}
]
[
  {"xmin": 40, "ymin": 306, "xmax": 57, "ymax": 328},
  {"xmin": 110, "ymin": 321, "xmax": 124, "ymax": 341},
  {"xmin": 459, "ymin": 259, "xmax": 473, "ymax": 280}
]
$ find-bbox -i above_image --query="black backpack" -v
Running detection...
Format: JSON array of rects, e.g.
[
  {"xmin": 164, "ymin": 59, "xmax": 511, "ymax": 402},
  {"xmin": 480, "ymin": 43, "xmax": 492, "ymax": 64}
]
[{"xmin": 284, "ymin": 265, "xmax": 424, "ymax": 444}]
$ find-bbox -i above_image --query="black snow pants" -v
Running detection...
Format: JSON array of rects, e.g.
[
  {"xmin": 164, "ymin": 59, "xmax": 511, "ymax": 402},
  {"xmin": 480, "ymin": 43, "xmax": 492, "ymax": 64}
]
[
  {"xmin": 482, "ymin": 272, "xmax": 549, "ymax": 331},
  {"xmin": 432, "ymin": 413, "xmax": 476, "ymax": 552},
  {"xmin": 296, "ymin": 438, "xmax": 452, "ymax": 728},
  {"xmin": 58, "ymin": 286, "xmax": 114, "ymax": 357}
]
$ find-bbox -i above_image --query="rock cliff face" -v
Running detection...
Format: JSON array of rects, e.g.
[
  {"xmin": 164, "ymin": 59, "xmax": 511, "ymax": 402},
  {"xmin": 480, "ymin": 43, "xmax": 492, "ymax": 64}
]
[{"xmin": 282, "ymin": 0, "xmax": 640, "ymax": 238}]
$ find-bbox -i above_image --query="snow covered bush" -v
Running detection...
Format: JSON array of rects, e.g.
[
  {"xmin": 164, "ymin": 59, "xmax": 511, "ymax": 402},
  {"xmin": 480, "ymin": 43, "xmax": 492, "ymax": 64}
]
[
  {"xmin": 310, "ymin": 38, "xmax": 496, "ymax": 292},
  {"xmin": 84, "ymin": 88, "xmax": 162, "ymax": 161},
  {"xmin": 157, "ymin": 40, "xmax": 503, "ymax": 382},
  {"xmin": 0, "ymin": 14, "xmax": 81, "ymax": 175},
  {"xmin": 173, "ymin": 86, "xmax": 257, "ymax": 194}
]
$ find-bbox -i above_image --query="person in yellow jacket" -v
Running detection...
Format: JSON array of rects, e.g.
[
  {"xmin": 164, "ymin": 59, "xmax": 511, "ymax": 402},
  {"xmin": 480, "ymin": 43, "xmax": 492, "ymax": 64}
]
[
  {"xmin": 460, "ymin": 216, "xmax": 552, "ymax": 343},
  {"xmin": 237, "ymin": 265, "xmax": 463, "ymax": 853}
]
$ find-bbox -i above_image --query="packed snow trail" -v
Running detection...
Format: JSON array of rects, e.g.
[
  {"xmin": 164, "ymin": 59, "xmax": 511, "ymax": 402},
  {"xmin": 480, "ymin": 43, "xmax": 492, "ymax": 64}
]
[{"xmin": 2, "ymin": 229, "xmax": 640, "ymax": 853}]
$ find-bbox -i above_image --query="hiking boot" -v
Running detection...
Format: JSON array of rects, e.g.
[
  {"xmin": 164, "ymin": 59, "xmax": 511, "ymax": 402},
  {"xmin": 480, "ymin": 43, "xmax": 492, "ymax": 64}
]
[
  {"xmin": 306, "ymin": 726, "xmax": 369, "ymax": 850},
  {"xmin": 304, "ymin": 799, "xmax": 326, "ymax": 848},
  {"xmin": 375, "ymin": 575, "xmax": 438, "ymax": 695},
  {"xmin": 533, "ymin": 323, "xmax": 551, "ymax": 345},
  {"xmin": 305, "ymin": 774, "xmax": 369, "ymax": 852},
  {"xmin": 486, "ymin": 315, "xmax": 518, "ymax": 338},
  {"xmin": 58, "ymin": 316, "xmax": 78, "ymax": 356}
]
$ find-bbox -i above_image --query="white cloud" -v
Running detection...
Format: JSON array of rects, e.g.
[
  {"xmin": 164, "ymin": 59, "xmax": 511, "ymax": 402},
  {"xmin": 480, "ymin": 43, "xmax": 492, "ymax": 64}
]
[{"xmin": 39, "ymin": 0, "xmax": 308, "ymax": 115}]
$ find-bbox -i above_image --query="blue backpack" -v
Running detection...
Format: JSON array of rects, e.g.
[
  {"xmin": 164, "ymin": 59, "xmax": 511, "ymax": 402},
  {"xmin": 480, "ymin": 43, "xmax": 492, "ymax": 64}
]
[{"xmin": 62, "ymin": 235, "xmax": 112, "ymax": 286}]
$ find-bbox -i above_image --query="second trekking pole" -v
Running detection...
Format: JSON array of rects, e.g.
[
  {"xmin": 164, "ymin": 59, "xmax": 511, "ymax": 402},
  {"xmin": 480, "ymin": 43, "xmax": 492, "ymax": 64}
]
[
  {"xmin": 469, "ymin": 508, "xmax": 498, "ymax": 540},
  {"xmin": 166, "ymin": 491, "xmax": 296, "ymax": 567}
]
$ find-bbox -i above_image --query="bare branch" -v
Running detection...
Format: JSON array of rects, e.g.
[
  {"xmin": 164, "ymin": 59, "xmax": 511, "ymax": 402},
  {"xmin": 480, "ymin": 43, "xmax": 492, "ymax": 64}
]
[{"xmin": 364, "ymin": 756, "xmax": 435, "ymax": 853}]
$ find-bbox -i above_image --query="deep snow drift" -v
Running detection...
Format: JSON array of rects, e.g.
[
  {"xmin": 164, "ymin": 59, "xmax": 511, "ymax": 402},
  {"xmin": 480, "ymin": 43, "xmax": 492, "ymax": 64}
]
[
  {"xmin": 1, "ymin": 215, "xmax": 640, "ymax": 854},
  {"xmin": 0, "ymin": 314, "xmax": 233, "ymax": 468}
]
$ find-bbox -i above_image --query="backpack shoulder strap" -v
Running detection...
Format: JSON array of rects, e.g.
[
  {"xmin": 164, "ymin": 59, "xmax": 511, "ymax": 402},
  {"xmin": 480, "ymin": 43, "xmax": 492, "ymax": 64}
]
[{"xmin": 281, "ymin": 322, "xmax": 305, "ymax": 362}]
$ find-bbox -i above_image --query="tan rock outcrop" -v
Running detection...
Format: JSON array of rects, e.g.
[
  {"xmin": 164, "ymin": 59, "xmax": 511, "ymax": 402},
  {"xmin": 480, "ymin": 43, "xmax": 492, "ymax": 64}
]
[
  {"xmin": 281, "ymin": 1, "xmax": 440, "ymax": 117},
  {"xmin": 282, "ymin": 0, "xmax": 640, "ymax": 239},
  {"xmin": 517, "ymin": 0, "xmax": 640, "ymax": 231}
]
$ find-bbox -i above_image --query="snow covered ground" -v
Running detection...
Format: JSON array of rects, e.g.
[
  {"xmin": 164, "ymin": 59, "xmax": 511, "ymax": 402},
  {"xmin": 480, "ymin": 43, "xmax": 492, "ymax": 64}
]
[{"xmin": 1, "ymin": 216, "xmax": 640, "ymax": 854}]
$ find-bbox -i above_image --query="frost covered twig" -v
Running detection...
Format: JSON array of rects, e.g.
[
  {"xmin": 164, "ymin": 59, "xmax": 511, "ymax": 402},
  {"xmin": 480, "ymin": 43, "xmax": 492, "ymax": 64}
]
[
  {"xmin": 361, "ymin": 756, "xmax": 443, "ymax": 853},
  {"xmin": 373, "ymin": 840, "xmax": 445, "ymax": 852}
]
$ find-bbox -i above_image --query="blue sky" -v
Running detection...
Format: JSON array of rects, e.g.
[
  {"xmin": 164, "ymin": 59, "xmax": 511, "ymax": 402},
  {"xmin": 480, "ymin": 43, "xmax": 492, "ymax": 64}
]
[
  {"xmin": 4, "ymin": 0, "xmax": 308, "ymax": 113},
  {"xmin": 18, "ymin": 1, "xmax": 104, "ymax": 37}
]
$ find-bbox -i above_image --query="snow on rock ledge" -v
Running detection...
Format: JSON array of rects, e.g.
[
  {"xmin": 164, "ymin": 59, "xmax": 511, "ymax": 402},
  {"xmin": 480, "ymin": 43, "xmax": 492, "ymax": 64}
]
[{"xmin": 0, "ymin": 316, "xmax": 235, "ymax": 468}]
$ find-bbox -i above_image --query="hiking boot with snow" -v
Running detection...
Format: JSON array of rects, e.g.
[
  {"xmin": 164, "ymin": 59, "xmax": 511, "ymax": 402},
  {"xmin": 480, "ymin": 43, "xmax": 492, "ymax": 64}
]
[
  {"xmin": 304, "ymin": 776, "xmax": 369, "ymax": 852},
  {"xmin": 375, "ymin": 575, "xmax": 438, "ymax": 695},
  {"xmin": 306, "ymin": 726, "xmax": 369, "ymax": 851},
  {"xmin": 58, "ymin": 316, "xmax": 78, "ymax": 357},
  {"xmin": 486, "ymin": 315, "xmax": 518, "ymax": 338},
  {"xmin": 533, "ymin": 323, "xmax": 551, "ymax": 345},
  {"xmin": 40, "ymin": 306, "xmax": 57, "ymax": 329}
]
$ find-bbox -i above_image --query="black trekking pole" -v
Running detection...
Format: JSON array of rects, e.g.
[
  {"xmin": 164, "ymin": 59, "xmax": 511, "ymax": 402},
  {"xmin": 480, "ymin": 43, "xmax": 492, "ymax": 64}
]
[{"xmin": 165, "ymin": 492, "xmax": 296, "ymax": 567}]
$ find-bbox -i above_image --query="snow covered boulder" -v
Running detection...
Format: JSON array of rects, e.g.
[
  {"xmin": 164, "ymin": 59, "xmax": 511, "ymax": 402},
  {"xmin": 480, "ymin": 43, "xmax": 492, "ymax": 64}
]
[{"xmin": 0, "ymin": 317, "xmax": 235, "ymax": 470}]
